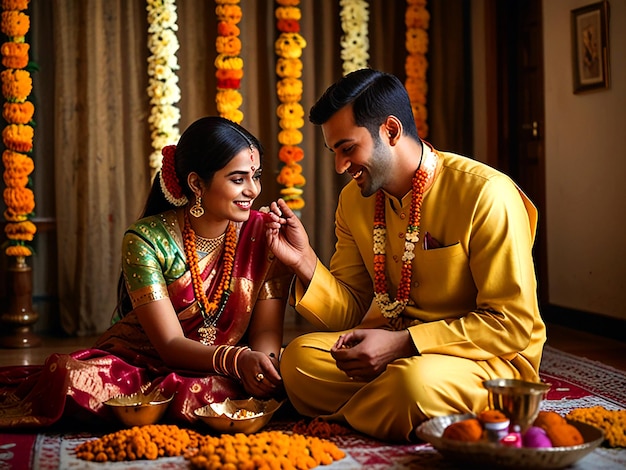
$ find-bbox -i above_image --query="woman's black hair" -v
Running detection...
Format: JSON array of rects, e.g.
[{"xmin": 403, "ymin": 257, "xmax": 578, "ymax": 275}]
[
  {"xmin": 115, "ymin": 116, "xmax": 264, "ymax": 318},
  {"xmin": 309, "ymin": 68, "xmax": 420, "ymax": 143}
]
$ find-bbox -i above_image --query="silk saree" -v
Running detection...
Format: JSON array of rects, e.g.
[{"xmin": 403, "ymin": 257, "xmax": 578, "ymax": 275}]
[{"xmin": 0, "ymin": 210, "xmax": 291, "ymax": 429}]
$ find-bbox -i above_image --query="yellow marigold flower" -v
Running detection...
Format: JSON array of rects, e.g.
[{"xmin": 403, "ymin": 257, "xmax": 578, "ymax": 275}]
[
  {"xmin": 276, "ymin": 102, "xmax": 304, "ymax": 119},
  {"xmin": 216, "ymin": 89, "xmax": 243, "ymax": 112},
  {"xmin": 275, "ymin": 6, "xmax": 301, "ymax": 21},
  {"xmin": 5, "ymin": 220, "xmax": 36, "ymax": 241},
  {"xmin": 215, "ymin": 0, "xmax": 239, "ymax": 4},
  {"xmin": 215, "ymin": 4, "xmax": 242, "ymax": 24},
  {"xmin": 1, "ymin": 41, "xmax": 29, "ymax": 69},
  {"xmin": 274, "ymin": 33, "xmax": 306, "ymax": 59},
  {"xmin": 1, "ymin": 0, "xmax": 30, "ymax": 10},
  {"xmin": 3, "ymin": 186, "xmax": 34, "ymax": 214},
  {"xmin": 278, "ymin": 128, "xmax": 303, "ymax": 146},
  {"xmin": 221, "ymin": 109, "xmax": 243, "ymax": 124},
  {"xmin": 2, "ymin": 101, "xmax": 34, "ymax": 124},
  {"xmin": 275, "ymin": 57, "xmax": 302, "ymax": 78},
  {"xmin": 279, "ymin": 116, "xmax": 304, "ymax": 130},
  {"xmin": 276, "ymin": 78, "xmax": 303, "ymax": 103},
  {"xmin": 216, "ymin": 35, "xmax": 242, "ymax": 56},
  {"xmin": 0, "ymin": 11, "xmax": 29, "ymax": 38},
  {"xmin": 214, "ymin": 54, "xmax": 243, "ymax": 70},
  {"xmin": 2, "ymin": 123, "xmax": 33, "ymax": 152},
  {"xmin": 5, "ymin": 244, "xmax": 32, "ymax": 257}
]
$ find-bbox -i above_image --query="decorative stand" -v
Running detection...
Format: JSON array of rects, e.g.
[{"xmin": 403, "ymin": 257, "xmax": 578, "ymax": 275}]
[{"xmin": 1, "ymin": 256, "xmax": 40, "ymax": 348}]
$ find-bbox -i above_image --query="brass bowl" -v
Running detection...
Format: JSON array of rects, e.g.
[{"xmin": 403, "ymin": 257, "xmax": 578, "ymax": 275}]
[
  {"xmin": 416, "ymin": 413, "xmax": 604, "ymax": 469},
  {"xmin": 483, "ymin": 378, "xmax": 551, "ymax": 431},
  {"xmin": 194, "ymin": 397, "xmax": 283, "ymax": 434},
  {"xmin": 104, "ymin": 389, "xmax": 174, "ymax": 427}
]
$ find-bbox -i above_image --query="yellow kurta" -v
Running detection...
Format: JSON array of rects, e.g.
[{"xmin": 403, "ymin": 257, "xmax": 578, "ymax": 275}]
[{"xmin": 280, "ymin": 147, "xmax": 546, "ymax": 442}]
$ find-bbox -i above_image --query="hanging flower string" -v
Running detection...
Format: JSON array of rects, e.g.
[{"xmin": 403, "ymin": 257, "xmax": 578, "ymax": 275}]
[
  {"xmin": 404, "ymin": 0, "xmax": 430, "ymax": 138},
  {"xmin": 1, "ymin": 0, "xmax": 36, "ymax": 258},
  {"xmin": 146, "ymin": 0, "xmax": 181, "ymax": 179},
  {"xmin": 339, "ymin": 0, "xmax": 369, "ymax": 76},
  {"xmin": 275, "ymin": 0, "xmax": 306, "ymax": 214},
  {"xmin": 215, "ymin": 0, "xmax": 244, "ymax": 124}
]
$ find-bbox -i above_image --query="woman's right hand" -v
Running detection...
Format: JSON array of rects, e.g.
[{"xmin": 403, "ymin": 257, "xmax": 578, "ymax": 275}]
[
  {"xmin": 237, "ymin": 349, "xmax": 283, "ymax": 398},
  {"xmin": 265, "ymin": 198, "xmax": 317, "ymax": 283}
]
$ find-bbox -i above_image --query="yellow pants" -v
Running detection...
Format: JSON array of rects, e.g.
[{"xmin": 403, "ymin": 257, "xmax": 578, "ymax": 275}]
[{"xmin": 280, "ymin": 331, "xmax": 524, "ymax": 442}]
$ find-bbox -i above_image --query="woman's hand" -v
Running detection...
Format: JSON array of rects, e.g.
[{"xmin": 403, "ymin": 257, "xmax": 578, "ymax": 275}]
[
  {"xmin": 237, "ymin": 349, "xmax": 284, "ymax": 398},
  {"xmin": 265, "ymin": 198, "xmax": 317, "ymax": 283}
]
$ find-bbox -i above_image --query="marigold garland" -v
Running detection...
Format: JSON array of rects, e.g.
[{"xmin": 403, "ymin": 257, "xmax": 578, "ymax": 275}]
[
  {"xmin": 405, "ymin": 0, "xmax": 430, "ymax": 138},
  {"xmin": 146, "ymin": 0, "xmax": 181, "ymax": 179},
  {"xmin": 339, "ymin": 0, "xmax": 369, "ymax": 76},
  {"xmin": 1, "ymin": 0, "xmax": 35, "ymax": 258},
  {"xmin": 275, "ymin": 0, "xmax": 306, "ymax": 214},
  {"xmin": 215, "ymin": 0, "xmax": 244, "ymax": 124},
  {"xmin": 182, "ymin": 212, "xmax": 237, "ymax": 345}
]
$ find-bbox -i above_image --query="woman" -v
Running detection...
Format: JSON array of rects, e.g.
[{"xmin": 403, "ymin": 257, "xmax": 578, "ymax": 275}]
[{"xmin": 0, "ymin": 117, "xmax": 292, "ymax": 428}]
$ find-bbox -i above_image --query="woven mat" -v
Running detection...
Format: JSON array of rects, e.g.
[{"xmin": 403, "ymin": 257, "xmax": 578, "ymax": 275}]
[{"xmin": 1, "ymin": 345, "xmax": 625, "ymax": 469}]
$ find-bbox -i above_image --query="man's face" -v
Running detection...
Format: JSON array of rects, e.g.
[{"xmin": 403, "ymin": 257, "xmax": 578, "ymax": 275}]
[{"xmin": 321, "ymin": 106, "xmax": 393, "ymax": 197}]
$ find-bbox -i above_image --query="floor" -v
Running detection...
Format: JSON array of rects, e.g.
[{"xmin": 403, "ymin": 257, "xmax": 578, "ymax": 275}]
[{"xmin": 1, "ymin": 317, "xmax": 625, "ymax": 372}]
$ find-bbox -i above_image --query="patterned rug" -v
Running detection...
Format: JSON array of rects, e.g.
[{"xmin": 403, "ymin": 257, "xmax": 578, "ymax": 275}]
[{"xmin": 1, "ymin": 345, "xmax": 625, "ymax": 469}]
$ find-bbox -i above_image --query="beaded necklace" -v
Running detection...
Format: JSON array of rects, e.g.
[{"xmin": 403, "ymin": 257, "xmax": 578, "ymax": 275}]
[
  {"xmin": 373, "ymin": 148, "xmax": 437, "ymax": 319},
  {"xmin": 182, "ymin": 212, "xmax": 237, "ymax": 345}
]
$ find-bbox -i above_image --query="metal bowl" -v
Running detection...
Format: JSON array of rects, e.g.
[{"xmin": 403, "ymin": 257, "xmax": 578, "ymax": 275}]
[
  {"xmin": 194, "ymin": 397, "xmax": 283, "ymax": 434},
  {"xmin": 483, "ymin": 378, "xmax": 551, "ymax": 431},
  {"xmin": 104, "ymin": 389, "xmax": 174, "ymax": 427},
  {"xmin": 416, "ymin": 413, "xmax": 604, "ymax": 469}
]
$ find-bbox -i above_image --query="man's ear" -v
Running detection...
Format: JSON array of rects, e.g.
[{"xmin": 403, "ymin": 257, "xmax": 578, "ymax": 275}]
[{"xmin": 383, "ymin": 116, "xmax": 402, "ymax": 144}]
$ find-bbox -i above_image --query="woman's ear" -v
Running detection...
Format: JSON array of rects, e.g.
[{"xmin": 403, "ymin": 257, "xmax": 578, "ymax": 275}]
[{"xmin": 187, "ymin": 172, "xmax": 203, "ymax": 196}]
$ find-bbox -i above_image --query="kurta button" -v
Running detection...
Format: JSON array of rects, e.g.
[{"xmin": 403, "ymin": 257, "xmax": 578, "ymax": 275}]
[
  {"xmin": 400, "ymin": 213, "xmax": 406, "ymax": 219},
  {"xmin": 398, "ymin": 232, "xmax": 404, "ymax": 238},
  {"xmin": 393, "ymin": 255, "xmax": 399, "ymax": 262},
  {"xmin": 413, "ymin": 281, "xmax": 419, "ymax": 287}
]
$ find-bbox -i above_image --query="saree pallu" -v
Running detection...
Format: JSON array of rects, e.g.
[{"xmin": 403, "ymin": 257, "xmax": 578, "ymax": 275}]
[{"xmin": 0, "ymin": 211, "xmax": 292, "ymax": 429}]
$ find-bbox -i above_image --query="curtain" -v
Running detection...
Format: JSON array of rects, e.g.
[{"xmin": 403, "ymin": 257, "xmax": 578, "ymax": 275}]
[{"xmin": 24, "ymin": 0, "xmax": 470, "ymax": 336}]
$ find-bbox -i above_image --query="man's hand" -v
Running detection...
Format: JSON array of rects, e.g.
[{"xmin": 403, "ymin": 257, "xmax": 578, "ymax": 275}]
[
  {"xmin": 265, "ymin": 198, "xmax": 316, "ymax": 283},
  {"xmin": 330, "ymin": 329, "xmax": 417, "ymax": 381}
]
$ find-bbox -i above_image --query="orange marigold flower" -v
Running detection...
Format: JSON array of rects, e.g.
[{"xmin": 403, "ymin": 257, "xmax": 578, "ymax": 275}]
[
  {"xmin": 1, "ymin": 68, "xmax": 32, "ymax": 102},
  {"xmin": 3, "ymin": 207, "xmax": 27, "ymax": 222},
  {"xmin": 2, "ymin": 123, "xmax": 33, "ymax": 152},
  {"xmin": 405, "ymin": 5, "xmax": 430, "ymax": 29},
  {"xmin": 2, "ymin": 149, "xmax": 33, "ymax": 174},
  {"xmin": 216, "ymin": 35, "xmax": 242, "ymax": 56},
  {"xmin": 277, "ymin": 163, "xmax": 305, "ymax": 186},
  {"xmin": 406, "ymin": 28, "xmax": 428, "ymax": 55},
  {"xmin": 275, "ymin": 57, "xmax": 302, "ymax": 78},
  {"xmin": 217, "ymin": 20, "xmax": 240, "ymax": 37},
  {"xmin": 3, "ymin": 170, "xmax": 29, "ymax": 188},
  {"xmin": 1, "ymin": 0, "xmax": 30, "ymax": 10},
  {"xmin": 1, "ymin": 41, "xmax": 29, "ymax": 69},
  {"xmin": 215, "ymin": 4, "xmax": 242, "ymax": 24},
  {"xmin": 5, "ymin": 220, "xmax": 36, "ymax": 241},
  {"xmin": 5, "ymin": 244, "xmax": 32, "ymax": 257},
  {"xmin": 215, "ymin": 68, "xmax": 244, "ymax": 80},
  {"xmin": 276, "ymin": 0, "xmax": 300, "ymax": 6},
  {"xmin": 2, "ymin": 101, "xmax": 34, "ymax": 124},
  {"xmin": 0, "ymin": 11, "xmax": 29, "ymax": 38},
  {"xmin": 3, "ymin": 186, "xmax": 34, "ymax": 214},
  {"xmin": 278, "ymin": 145, "xmax": 304, "ymax": 165}
]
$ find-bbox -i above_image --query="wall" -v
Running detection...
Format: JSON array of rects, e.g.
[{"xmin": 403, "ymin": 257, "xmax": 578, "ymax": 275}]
[{"xmin": 543, "ymin": 0, "xmax": 626, "ymax": 320}]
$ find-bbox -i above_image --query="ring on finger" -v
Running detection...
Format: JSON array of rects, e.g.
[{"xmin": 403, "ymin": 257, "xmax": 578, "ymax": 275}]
[{"xmin": 255, "ymin": 373, "xmax": 265, "ymax": 382}]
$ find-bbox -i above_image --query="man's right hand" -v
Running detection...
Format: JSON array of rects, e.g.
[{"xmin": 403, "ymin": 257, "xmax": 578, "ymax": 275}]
[{"xmin": 265, "ymin": 198, "xmax": 317, "ymax": 283}]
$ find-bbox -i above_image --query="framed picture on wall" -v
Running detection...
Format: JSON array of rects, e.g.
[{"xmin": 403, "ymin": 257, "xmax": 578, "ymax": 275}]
[{"xmin": 571, "ymin": 1, "xmax": 610, "ymax": 94}]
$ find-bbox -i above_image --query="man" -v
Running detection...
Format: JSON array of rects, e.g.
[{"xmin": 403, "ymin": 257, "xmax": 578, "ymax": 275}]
[{"xmin": 266, "ymin": 69, "xmax": 545, "ymax": 442}]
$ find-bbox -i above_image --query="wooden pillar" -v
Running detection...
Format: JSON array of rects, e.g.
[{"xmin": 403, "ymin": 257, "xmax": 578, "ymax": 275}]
[{"xmin": 1, "ymin": 256, "xmax": 40, "ymax": 348}]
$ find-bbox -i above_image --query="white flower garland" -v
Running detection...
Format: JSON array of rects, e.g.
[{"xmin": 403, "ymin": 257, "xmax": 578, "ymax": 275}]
[
  {"xmin": 146, "ymin": 0, "xmax": 182, "ymax": 179},
  {"xmin": 339, "ymin": 0, "xmax": 369, "ymax": 75}
]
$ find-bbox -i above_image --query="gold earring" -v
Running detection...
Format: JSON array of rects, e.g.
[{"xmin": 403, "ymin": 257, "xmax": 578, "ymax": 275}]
[{"xmin": 190, "ymin": 195, "xmax": 205, "ymax": 218}]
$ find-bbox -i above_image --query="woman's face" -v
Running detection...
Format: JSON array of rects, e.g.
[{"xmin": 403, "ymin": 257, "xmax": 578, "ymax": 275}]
[{"xmin": 203, "ymin": 146, "xmax": 262, "ymax": 225}]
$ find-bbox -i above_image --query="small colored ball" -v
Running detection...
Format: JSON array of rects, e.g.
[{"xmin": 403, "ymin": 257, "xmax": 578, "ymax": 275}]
[{"xmin": 523, "ymin": 426, "xmax": 553, "ymax": 448}]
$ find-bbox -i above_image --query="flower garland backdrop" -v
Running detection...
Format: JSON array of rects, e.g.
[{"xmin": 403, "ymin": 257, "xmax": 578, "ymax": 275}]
[
  {"xmin": 339, "ymin": 0, "xmax": 369, "ymax": 76},
  {"xmin": 275, "ymin": 0, "xmax": 306, "ymax": 213},
  {"xmin": 146, "ymin": 0, "xmax": 181, "ymax": 179},
  {"xmin": 405, "ymin": 0, "xmax": 430, "ymax": 138},
  {"xmin": 1, "ymin": 0, "xmax": 36, "ymax": 258},
  {"xmin": 215, "ymin": 0, "xmax": 244, "ymax": 124}
]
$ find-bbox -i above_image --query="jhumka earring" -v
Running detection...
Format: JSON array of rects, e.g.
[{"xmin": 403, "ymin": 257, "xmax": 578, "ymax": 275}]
[{"xmin": 190, "ymin": 195, "xmax": 205, "ymax": 218}]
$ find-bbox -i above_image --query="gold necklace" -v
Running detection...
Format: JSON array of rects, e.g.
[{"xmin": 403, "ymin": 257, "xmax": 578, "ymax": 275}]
[{"xmin": 194, "ymin": 232, "xmax": 225, "ymax": 254}]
